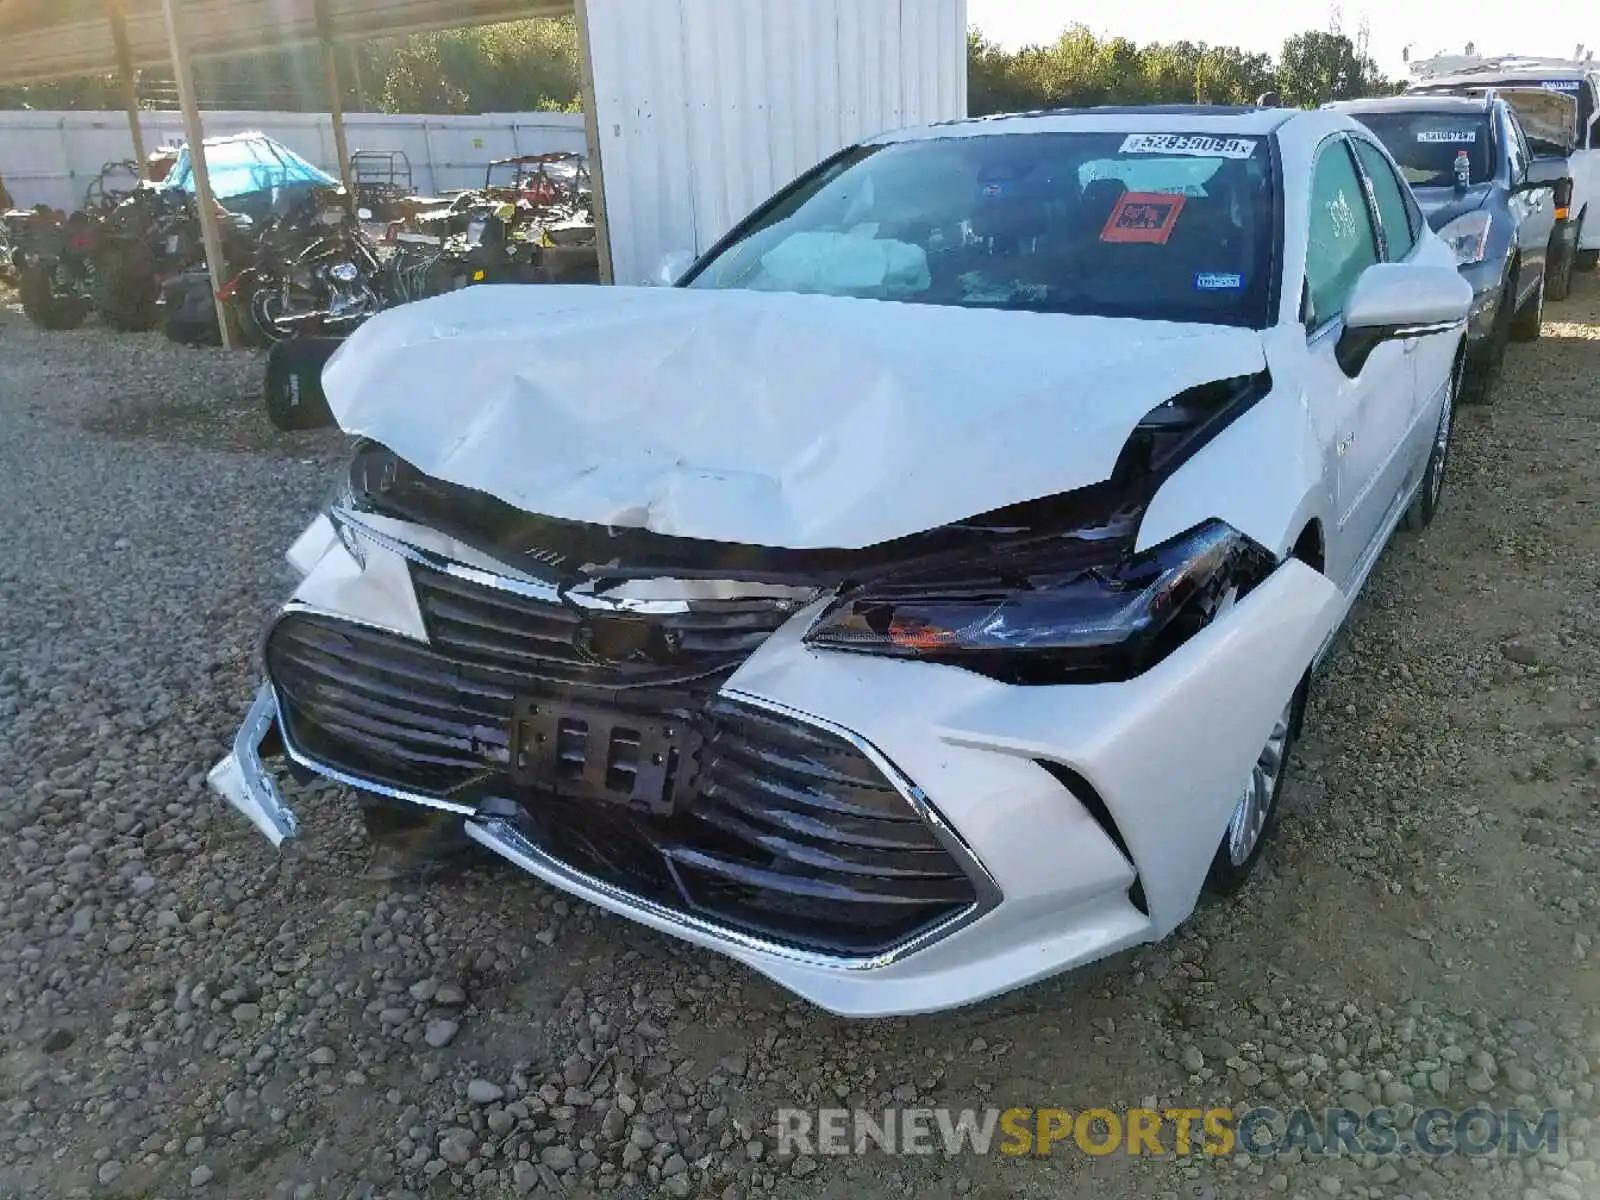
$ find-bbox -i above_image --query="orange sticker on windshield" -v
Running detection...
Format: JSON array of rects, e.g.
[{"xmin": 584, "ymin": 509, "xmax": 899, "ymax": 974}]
[{"xmin": 1100, "ymin": 191, "xmax": 1187, "ymax": 244}]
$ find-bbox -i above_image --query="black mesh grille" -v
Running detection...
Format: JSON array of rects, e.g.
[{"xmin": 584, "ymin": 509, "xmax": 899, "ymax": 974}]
[{"xmin": 265, "ymin": 564, "xmax": 979, "ymax": 955}]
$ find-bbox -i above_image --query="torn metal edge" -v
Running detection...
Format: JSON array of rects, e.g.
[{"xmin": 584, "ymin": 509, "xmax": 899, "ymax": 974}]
[{"xmin": 206, "ymin": 683, "xmax": 299, "ymax": 847}]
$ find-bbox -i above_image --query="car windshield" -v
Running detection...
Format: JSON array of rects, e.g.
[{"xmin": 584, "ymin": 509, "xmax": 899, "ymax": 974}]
[
  {"xmin": 1352, "ymin": 112, "xmax": 1494, "ymax": 187},
  {"xmin": 683, "ymin": 131, "xmax": 1276, "ymax": 327}
]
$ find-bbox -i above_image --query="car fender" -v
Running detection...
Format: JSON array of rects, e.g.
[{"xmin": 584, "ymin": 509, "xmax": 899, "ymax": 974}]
[{"xmin": 1134, "ymin": 348, "xmax": 1335, "ymax": 570}]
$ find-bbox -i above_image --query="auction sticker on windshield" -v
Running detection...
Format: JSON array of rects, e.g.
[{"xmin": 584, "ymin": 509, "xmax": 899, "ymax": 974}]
[
  {"xmin": 1120, "ymin": 134, "xmax": 1257, "ymax": 159},
  {"xmin": 1101, "ymin": 191, "xmax": 1187, "ymax": 244},
  {"xmin": 1417, "ymin": 129, "xmax": 1477, "ymax": 143}
]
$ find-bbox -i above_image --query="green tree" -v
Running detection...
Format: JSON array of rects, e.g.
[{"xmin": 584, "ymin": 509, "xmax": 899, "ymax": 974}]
[
  {"xmin": 963, "ymin": 23, "xmax": 1397, "ymax": 117},
  {"xmin": 1274, "ymin": 30, "xmax": 1392, "ymax": 107}
]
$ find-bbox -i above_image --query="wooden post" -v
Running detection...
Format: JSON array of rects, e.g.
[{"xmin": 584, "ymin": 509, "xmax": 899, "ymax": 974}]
[
  {"xmin": 105, "ymin": 0, "xmax": 148, "ymax": 180},
  {"xmin": 573, "ymin": 0, "xmax": 615, "ymax": 284},
  {"xmin": 160, "ymin": 0, "xmax": 235, "ymax": 349},
  {"xmin": 314, "ymin": 0, "xmax": 356, "ymax": 204},
  {"xmin": 323, "ymin": 40, "xmax": 356, "ymax": 202}
]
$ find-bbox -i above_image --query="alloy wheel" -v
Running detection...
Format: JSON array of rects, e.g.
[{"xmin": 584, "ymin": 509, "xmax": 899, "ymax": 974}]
[
  {"xmin": 1427, "ymin": 355, "xmax": 1460, "ymax": 508},
  {"xmin": 1226, "ymin": 699, "xmax": 1293, "ymax": 867}
]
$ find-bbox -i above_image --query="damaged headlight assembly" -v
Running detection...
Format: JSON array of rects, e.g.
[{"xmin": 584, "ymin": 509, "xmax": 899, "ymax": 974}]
[{"xmin": 804, "ymin": 519, "xmax": 1276, "ymax": 684}]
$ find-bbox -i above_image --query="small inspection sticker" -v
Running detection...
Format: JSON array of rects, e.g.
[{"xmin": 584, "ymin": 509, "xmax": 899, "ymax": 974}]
[
  {"xmin": 1417, "ymin": 129, "xmax": 1477, "ymax": 143},
  {"xmin": 1195, "ymin": 272, "xmax": 1243, "ymax": 290},
  {"xmin": 1100, "ymin": 192, "xmax": 1187, "ymax": 244},
  {"xmin": 1120, "ymin": 133, "xmax": 1258, "ymax": 159}
]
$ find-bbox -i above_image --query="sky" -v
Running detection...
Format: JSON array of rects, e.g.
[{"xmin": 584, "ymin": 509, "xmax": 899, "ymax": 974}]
[{"xmin": 966, "ymin": 0, "xmax": 1595, "ymax": 78}]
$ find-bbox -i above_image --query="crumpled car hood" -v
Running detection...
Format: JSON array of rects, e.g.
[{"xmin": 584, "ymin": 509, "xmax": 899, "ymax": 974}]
[{"xmin": 322, "ymin": 285, "xmax": 1268, "ymax": 550}]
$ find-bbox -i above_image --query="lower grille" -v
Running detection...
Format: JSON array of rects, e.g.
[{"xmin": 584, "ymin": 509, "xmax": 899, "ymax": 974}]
[{"xmin": 266, "ymin": 585, "xmax": 980, "ymax": 956}]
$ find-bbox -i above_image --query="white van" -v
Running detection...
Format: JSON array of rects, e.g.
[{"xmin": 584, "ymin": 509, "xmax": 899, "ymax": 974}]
[{"xmin": 1408, "ymin": 55, "xmax": 1600, "ymax": 270}]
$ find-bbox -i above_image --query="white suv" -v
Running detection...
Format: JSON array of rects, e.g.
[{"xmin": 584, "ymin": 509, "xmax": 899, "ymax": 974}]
[{"xmin": 1408, "ymin": 54, "xmax": 1600, "ymax": 271}]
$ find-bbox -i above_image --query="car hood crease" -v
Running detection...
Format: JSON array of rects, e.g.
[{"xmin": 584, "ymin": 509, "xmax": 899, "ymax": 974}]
[{"xmin": 322, "ymin": 284, "xmax": 1269, "ymax": 550}]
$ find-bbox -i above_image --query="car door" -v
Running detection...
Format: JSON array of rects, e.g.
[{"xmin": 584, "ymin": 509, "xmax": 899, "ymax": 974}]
[
  {"xmin": 1502, "ymin": 112, "xmax": 1549, "ymax": 301},
  {"xmin": 1581, "ymin": 77, "xmax": 1600, "ymax": 246},
  {"xmin": 1350, "ymin": 135, "xmax": 1457, "ymax": 486},
  {"xmin": 1299, "ymin": 135, "xmax": 1417, "ymax": 585}
]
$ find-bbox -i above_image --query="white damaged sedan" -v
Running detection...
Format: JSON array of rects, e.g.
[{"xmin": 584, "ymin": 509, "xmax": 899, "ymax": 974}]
[{"xmin": 210, "ymin": 105, "xmax": 1471, "ymax": 1016}]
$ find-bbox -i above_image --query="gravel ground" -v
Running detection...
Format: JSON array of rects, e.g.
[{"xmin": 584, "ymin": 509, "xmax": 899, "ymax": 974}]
[{"xmin": 0, "ymin": 278, "xmax": 1596, "ymax": 1200}]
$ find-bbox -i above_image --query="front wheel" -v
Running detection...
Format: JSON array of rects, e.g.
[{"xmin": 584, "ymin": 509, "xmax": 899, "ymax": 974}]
[
  {"xmin": 1459, "ymin": 279, "xmax": 1512, "ymax": 406},
  {"xmin": 18, "ymin": 263, "xmax": 90, "ymax": 330},
  {"xmin": 1403, "ymin": 350, "xmax": 1461, "ymax": 533},
  {"xmin": 1206, "ymin": 683, "xmax": 1304, "ymax": 895},
  {"xmin": 1546, "ymin": 225, "xmax": 1577, "ymax": 301},
  {"xmin": 95, "ymin": 244, "xmax": 160, "ymax": 332},
  {"xmin": 263, "ymin": 339, "xmax": 336, "ymax": 432},
  {"xmin": 246, "ymin": 279, "xmax": 295, "ymax": 346},
  {"xmin": 1509, "ymin": 270, "xmax": 1545, "ymax": 342}
]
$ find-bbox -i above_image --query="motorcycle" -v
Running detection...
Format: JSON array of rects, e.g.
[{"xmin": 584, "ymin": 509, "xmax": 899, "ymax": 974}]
[
  {"xmin": 15, "ymin": 208, "xmax": 100, "ymax": 330},
  {"xmin": 223, "ymin": 186, "xmax": 385, "ymax": 346},
  {"xmin": 12, "ymin": 174, "xmax": 235, "ymax": 333}
]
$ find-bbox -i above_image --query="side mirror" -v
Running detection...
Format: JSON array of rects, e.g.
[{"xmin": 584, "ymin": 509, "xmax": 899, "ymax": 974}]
[
  {"xmin": 1514, "ymin": 157, "xmax": 1570, "ymax": 192},
  {"xmin": 1336, "ymin": 262, "xmax": 1472, "ymax": 376},
  {"xmin": 647, "ymin": 249, "xmax": 696, "ymax": 287}
]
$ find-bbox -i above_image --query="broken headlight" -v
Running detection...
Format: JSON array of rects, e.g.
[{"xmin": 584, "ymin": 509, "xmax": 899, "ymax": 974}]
[{"xmin": 803, "ymin": 519, "xmax": 1276, "ymax": 685}]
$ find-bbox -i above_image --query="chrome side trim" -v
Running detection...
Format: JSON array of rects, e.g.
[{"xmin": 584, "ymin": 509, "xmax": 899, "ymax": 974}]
[
  {"xmin": 329, "ymin": 507, "xmax": 823, "ymax": 615},
  {"xmin": 1391, "ymin": 318, "xmax": 1466, "ymax": 339},
  {"xmin": 329, "ymin": 507, "xmax": 567, "ymax": 606},
  {"xmin": 206, "ymin": 684, "xmax": 299, "ymax": 846}
]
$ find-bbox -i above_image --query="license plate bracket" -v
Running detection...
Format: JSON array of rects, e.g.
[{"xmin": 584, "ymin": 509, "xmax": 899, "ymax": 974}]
[{"xmin": 508, "ymin": 698, "xmax": 703, "ymax": 816}]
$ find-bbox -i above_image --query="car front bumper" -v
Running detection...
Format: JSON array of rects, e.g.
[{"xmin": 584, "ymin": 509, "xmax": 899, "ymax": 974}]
[
  {"xmin": 1459, "ymin": 259, "xmax": 1507, "ymax": 345},
  {"xmin": 210, "ymin": 515, "xmax": 1343, "ymax": 1016}
]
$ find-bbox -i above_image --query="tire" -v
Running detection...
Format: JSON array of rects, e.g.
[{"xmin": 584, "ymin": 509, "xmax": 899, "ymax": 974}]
[
  {"xmin": 94, "ymin": 244, "xmax": 160, "ymax": 332},
  {"xmin": 227, "ymin": 280, "xmax": 271, "ymax": 349},
  {"xmin": 1206, "ymin": 677, "xmax": 1307, "ymax": 895},
  {"xmin": 18, "ymin": 263, "xmax": 89, "ymax": 330},
  {"xmin": 248, "ymin": 281, "xmax": 293, "ymax": 346},
  {"xmin": 1509, "ymin": 269, "xmax": 1545, "ymax": 342},
  {"xmin": 1403, "ymin": 350, "xmax": 1461, "ymax": 533},
  {"xmin": 1459, "ymin": 279, "xmax": 1511, "ymax": 406},
  {"xmin": 1576, "ymin": 247, "xmax": 1599, "ymax": 272},
  {"xmin": 1546, "ymin": 228, "xmax": 1575, "ymax": 301},
  {"xmin": 264, "ymin": 338, "xmax": 337, "ymax": 432}
]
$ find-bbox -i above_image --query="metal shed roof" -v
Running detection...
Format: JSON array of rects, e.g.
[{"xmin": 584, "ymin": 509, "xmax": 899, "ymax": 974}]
[{"xmin": 0, "ymin": 0, "xmax": 573, "ymax": 86}]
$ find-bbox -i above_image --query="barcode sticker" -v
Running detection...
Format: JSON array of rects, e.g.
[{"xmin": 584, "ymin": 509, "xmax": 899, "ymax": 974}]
[{"xmin": 1120, "ymin": 134, "xmax": 1258, "ymax": 159}]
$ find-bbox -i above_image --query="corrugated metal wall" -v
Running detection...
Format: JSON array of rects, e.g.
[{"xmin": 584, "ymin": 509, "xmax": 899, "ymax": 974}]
[
  {"xmin": 585, "ymin": 0, "xmax": 967, "ymax": 284},
  {"xmin": 0, "ymin": 109, "xmax": 587, "ymax": 212}
]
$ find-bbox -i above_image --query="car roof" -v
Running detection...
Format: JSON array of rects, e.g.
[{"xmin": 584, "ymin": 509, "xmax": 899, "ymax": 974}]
[
  {"xmin": 874, "ymin": 105, "xmax": 1300, "ymax": 143},
  {"xmin": 1328, "ymin": 94, "xmax": 1494, "ymax": 114}
]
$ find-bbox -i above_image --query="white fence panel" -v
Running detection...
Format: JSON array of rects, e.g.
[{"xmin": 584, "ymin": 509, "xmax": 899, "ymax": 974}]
[
  {"xmin": 0, "ymin": 109, "xmax": 587, "ymax": 211},
  {"xmin": 583, "ymin": 0, "xmax": 967, "ymax": 285}
]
